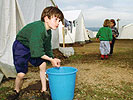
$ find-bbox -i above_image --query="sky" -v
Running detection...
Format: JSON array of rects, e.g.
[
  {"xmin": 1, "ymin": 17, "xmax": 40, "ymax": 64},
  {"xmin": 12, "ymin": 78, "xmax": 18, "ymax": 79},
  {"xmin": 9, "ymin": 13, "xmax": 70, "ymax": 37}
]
[{"xmin": 54, "ymin": 0, "xmax": 133, "ymax": 27}]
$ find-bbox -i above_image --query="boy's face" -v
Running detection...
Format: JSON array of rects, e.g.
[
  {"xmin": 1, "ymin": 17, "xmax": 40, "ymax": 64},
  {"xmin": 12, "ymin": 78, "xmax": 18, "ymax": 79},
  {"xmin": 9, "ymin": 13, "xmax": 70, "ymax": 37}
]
[
  {"xmin": 45, "ymin": 15, "xmax": 61, "ymax": 30},
  {"xmin": 110, "ymin": 22, "xmax": 114, "ymax": 28}
]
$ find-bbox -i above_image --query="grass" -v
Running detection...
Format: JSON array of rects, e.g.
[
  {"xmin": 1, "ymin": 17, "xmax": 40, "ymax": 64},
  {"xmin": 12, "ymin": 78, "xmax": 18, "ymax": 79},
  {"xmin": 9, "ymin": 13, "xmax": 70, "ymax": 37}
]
[
  {"xmin": 0, "ymin": 87, "xmax": 13, "ymax": 100},
  {"xmin": 74, "ymin": 82, "xmax": 133, "ymax": 100},
  {"xmin": 68, "ymin": 39, "xmax": 133, "ymax": 69},
  {"xmin": 70, "ymin": 39, "xmax": 133, "ymax": 100}
]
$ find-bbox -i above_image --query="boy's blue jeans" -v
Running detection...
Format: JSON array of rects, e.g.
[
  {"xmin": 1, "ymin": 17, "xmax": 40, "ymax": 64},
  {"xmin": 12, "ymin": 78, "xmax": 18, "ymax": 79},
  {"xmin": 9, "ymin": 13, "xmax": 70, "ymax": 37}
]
[{"xmin": 12, "ymin": 40, "xmax": 47, "ymax": 74}]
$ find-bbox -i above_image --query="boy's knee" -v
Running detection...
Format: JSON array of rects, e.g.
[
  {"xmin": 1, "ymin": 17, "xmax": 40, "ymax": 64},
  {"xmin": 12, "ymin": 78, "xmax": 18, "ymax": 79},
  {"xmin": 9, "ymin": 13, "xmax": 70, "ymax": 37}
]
[
  {"xmin": 17, "ymin": 73, "xmax": 25, "ymax": 79},
  {"xmin": 39, "ymin": 62, "xmax": 47, "ymax": 71}
]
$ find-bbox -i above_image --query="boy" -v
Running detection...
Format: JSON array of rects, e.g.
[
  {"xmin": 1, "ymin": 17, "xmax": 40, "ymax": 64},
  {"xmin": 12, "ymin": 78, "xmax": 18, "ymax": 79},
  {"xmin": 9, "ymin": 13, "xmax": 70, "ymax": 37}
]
[
  {"xmin": 96, "ymin": 19, "xmax": 112, "ymax": 60},
  {"xmin": 110, "ymin": 19, "xmax": 119, "ymax": 55},
  {"xmin": 12, "ymin": 6, "xmax": 64, "ymax": 99}
]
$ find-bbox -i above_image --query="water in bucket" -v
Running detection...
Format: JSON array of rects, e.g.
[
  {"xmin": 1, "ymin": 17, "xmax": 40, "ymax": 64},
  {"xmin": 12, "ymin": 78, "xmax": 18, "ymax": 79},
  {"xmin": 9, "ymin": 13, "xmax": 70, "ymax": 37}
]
[{"xmin": 46, "ymin": 67, "xmax": 78, "ymax": 100}]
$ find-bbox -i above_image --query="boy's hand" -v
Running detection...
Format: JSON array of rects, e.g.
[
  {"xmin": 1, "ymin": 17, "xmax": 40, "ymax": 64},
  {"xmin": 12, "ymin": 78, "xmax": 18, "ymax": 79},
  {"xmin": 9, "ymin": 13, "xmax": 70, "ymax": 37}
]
[
  {"xmin": 114, "ymin": 34, "xmax": 116, "ymax": 37},
  {"xmin": 41, "ymin": 55, "xmax": 61, "ymax": 67},
  {"xmin": 54, "ymin": 58, "xmax": 61, "ymax": 66},
  {"xmin": 110, "ymin": 41, "xmax": 112, "ymax": 44},
  {"xmin": 50, "ymin": 58, "xmax": 61, "ymax": 67}
]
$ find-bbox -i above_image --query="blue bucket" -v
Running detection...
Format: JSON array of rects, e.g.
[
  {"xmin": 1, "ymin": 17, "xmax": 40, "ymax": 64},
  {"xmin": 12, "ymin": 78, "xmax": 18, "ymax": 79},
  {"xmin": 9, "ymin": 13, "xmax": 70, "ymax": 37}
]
[{"xmin": 46, "ymin": 67, "xmax": 78, "ymax": 100}]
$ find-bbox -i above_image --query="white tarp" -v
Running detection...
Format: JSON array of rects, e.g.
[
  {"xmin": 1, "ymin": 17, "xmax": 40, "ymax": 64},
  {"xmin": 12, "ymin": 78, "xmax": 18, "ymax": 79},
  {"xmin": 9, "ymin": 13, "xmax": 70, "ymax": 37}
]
[
  {"xmin": 0, "ymin": 0, "xmax": 57, "ymax": 81},
  {"xmin": 118, "ymin": 23, "xmax": 133, "ymax": 39},
  {"xmin": 59, "ymin": 10, "xmax": 89, "ymax": 44}
]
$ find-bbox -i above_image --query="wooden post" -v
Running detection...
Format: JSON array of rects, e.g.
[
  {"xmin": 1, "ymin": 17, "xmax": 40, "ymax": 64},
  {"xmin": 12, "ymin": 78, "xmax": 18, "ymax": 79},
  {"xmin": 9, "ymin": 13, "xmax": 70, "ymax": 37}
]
[{"xmin": 62, "ymin": 24, "xmax": 65, "ymax": 48}]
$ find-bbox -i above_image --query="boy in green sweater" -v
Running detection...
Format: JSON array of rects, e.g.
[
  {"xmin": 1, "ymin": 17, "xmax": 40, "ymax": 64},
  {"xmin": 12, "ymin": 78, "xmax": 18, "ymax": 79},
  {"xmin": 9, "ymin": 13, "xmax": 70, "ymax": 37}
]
[
  {"xmin": 12, "ymin": 6, "xmax": 64, "ymax": 99},
  {"xmin": 96, "ymin": 19, "xmax": 112, "ymax": 60}
]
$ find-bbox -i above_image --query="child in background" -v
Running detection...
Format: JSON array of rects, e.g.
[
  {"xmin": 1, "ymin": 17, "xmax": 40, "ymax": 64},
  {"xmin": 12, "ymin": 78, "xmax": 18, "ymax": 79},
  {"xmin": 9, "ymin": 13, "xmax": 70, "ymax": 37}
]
[
  {"xmin": 96, "ymin": 19, "xmax": 112, "ymax": 60},
  {"xmin": 11, "ymin": 6, "xmax": 64, "ymax": 99},
  {"xmin": 110, "ymin": 19, "xmax": 119, "ymax": 55}
]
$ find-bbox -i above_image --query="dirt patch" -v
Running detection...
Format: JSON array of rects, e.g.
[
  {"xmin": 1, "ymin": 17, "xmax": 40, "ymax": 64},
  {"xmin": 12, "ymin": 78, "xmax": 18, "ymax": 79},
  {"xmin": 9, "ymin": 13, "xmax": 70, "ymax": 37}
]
[
  {"xmin": 0, "ymin": 40, "xmax": 133, "ymax": 100},
  {"xmin": 65, "ymin": 63, "xmax": 133, "ymax": 87}
]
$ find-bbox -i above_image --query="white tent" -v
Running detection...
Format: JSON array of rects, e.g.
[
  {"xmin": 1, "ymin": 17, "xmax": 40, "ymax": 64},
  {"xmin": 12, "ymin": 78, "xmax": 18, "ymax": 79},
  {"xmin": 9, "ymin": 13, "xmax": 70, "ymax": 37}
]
[
  {"xmin": 118, "ymin": 23, "xmax": 133, "ymax": 39},
  {"xmin": 59, "ymin": 10, "xmax": 89, "ymax": 44},
  {"xmin": 0, "ymin": 0, "xmax": 57, "ymax": 82},
  {"xmin": 86, "ymin": 29, "xmax": 97, "ymax": 38}
]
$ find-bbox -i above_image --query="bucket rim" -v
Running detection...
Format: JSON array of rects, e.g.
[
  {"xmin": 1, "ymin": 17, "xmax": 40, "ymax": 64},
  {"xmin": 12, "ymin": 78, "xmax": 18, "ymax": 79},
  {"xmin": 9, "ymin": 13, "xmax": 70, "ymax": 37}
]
[{"xmin": 46, "ymin": 67, "xmax": 78, "ymax": 75}]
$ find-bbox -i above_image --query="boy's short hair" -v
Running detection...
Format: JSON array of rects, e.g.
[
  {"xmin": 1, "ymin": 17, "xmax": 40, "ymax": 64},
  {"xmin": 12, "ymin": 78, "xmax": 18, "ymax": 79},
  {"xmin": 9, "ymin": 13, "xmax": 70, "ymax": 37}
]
[
  {"xmin": 41, "ymin": 6, "xmax": 64, "ymax": 22},
  {"xmin": 110, "ymin": 19, "xmax": 116, "ymax": 26},
  {"xmin": 103, "ymin": 19, "xmax": 111, "ymax": 27}
]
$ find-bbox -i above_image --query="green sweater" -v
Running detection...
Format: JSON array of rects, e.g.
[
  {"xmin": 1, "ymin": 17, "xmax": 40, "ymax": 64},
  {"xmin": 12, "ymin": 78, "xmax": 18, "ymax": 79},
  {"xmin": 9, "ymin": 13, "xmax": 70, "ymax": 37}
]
[
  {"xmin": 16, "ymin": 20, "xmax": 53, "ymax": 58},
  {"xmin": 96, "ymin": 27, "xmax": 112, "ymax": 41}
]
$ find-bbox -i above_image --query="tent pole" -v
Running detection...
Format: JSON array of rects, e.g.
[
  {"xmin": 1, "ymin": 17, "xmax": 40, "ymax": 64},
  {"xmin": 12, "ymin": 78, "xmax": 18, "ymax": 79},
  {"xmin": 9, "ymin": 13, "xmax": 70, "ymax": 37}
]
[{"xmin": 50, "ymin": 0, "xmax": 56, "ymax": 6}]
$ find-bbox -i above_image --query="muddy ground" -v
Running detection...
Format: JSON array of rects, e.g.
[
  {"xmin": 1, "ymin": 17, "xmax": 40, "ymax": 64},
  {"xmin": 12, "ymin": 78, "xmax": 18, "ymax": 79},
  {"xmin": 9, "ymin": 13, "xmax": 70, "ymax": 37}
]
[{"xmin": 0, "ymin": 39, "xmax": 133, "ymax": 100}]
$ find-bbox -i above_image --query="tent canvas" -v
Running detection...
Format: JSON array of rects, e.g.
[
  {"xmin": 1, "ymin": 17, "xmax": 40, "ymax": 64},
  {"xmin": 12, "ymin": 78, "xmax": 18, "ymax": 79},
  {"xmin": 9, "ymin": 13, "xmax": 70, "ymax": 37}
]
[
  {"xmin": 118, "ymin": 23, "xmax": 133, "ymax": 39},
  {"xmin": 59, "ymin": 10, "xmax": 89, "ymax": 44},
  {"xmin": 0, "ymin": 0, "xmax": 24, "ymax": 79},
  {"xmin": 86, "ymin": 29, "xmax": 97, "ymax": 38},
  {"xmin": 0, "ymin": 0, "xmax": 57, "ymax": 82},
  {"xmin": 17, "ymin": 0, "xmax": 59, "ymax": 49}
]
